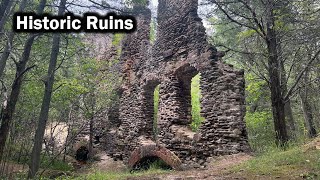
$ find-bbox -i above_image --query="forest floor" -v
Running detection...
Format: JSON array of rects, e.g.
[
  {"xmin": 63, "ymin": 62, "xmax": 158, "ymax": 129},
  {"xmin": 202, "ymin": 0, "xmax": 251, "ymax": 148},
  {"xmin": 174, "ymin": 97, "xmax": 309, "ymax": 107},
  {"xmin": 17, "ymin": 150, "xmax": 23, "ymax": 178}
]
[
  {"xmin": 3, "ymin": 138, "xmax": 319, "ymax": 179},
  {"xmin": 127, "ymin": 153, "xmax": 252, "ymax": 180},
  {"xmin": 70, "ymin": 152, "xmax": 252, "ymax": 180},
  {"xmin": 72, "ymin": 137, "xmax": 320, "ymax": 180}
]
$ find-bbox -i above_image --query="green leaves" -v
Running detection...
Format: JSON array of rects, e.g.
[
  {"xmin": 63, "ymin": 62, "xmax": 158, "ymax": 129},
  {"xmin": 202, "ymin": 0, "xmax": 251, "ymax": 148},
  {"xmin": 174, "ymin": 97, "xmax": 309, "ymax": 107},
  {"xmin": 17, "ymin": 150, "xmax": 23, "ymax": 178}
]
[
  {"xmin": 245, "ymin": 73, "xmax": 267, "ymax": 103},
  {"xmin": 244, "ymin": 72, "xmax": 274, "ymax": 152},
  {"xmin": 112, "ymin": 34, "xmax": 124, "ymax": 56},
  {"xmin": 237, "ymin": 29, "xmax": 257, "ymax": 40},
  {"xmin": 150, "ymin": 19, "xmax": 157, "ymax": 44},
  {"xmin": 191, "ymin": 74, "xmax": 205, "ymax": 131},
  {"xmin": 154, "ymin": 85, "xmax": 160, "ymax": 135},
  {"xmin": 112, "ymin": 34, "xmax": 124, "ymax": 47}
]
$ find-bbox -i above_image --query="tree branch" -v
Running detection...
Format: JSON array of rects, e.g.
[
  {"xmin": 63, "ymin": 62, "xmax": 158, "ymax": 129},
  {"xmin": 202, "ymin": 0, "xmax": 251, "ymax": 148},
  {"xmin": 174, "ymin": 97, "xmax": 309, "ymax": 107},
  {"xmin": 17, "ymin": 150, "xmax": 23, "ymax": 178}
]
[
  {"xmin": 211, "ymin": 0, "xmax": 265, "ymax": 38},
  {"xmin": 14, "ymin": 65, "xmax": 37, "ymax": 83},
  {"xmin": 284, "ymin": 48, "xmax": 320, "ymax": 100}
]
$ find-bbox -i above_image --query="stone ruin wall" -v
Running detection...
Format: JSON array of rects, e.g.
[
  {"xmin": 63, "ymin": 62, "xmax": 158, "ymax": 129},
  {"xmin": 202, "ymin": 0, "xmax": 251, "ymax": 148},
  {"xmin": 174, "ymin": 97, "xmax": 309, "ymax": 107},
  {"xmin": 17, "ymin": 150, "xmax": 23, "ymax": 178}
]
[
  {"xmin": 108, "ymin": 6, "xmax": 154, "ymax": 160},
  {"xmin": 106, "ymin": 0, "xmax": 250, "ymax": 169}
]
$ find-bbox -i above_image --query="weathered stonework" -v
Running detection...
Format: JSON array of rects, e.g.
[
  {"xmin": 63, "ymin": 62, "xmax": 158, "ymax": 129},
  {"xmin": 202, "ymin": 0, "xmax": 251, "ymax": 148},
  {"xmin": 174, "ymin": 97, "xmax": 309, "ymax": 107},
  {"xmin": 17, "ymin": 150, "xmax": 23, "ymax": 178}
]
[
  {"xmin": 107, "ymin": 0, "xmax": 250, "ymax": 169},
  {"xmin": 128, "ymin": 143, "xmax": 182, "ymax": 170}
]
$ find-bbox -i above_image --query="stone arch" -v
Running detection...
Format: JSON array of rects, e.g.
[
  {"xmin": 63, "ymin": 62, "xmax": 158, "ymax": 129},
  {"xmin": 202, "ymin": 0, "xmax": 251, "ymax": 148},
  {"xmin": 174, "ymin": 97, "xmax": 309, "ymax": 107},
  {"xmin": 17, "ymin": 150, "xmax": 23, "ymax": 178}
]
[
  {"xmin": 174, "ymin": 63, "xmax": 199, "ymax": 82},
  {"xmin": 127, "ymin": 144, "xmax": 182, "ymax": 170}
]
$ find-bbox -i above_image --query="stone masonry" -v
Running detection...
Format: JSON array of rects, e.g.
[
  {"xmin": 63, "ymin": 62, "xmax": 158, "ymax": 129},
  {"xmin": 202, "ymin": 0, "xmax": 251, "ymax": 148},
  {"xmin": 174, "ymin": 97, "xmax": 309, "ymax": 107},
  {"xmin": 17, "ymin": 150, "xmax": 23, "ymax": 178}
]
[{"xmin": 107, "ymin": 0, "xmax": 250, "ymax": 169}]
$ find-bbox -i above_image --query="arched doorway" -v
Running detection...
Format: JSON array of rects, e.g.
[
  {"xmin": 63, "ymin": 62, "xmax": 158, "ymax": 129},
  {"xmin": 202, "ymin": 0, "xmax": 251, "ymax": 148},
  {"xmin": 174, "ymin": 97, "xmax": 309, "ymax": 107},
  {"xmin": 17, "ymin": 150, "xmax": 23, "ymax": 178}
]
[
  {"xmin": 132, "ymin": 156, "xmax": 172, "ymax": 171},
  {"xmin": 127, "ymin": 144, "xmax": 182, "ymax": 171},
  {"xmin": 175, "ymin": 63, "xmax": 204, "ymax": 130}
]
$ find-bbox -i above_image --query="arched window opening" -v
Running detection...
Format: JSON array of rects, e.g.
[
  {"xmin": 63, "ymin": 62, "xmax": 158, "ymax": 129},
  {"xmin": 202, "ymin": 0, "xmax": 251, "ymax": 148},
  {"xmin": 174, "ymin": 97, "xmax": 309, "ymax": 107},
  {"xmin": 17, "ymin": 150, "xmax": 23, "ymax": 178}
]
[
  {"xmin": 153, "ymin": 85, "xmax": 160, "ymax": 138},
  {"xmin": 191, "ymin": 73, "xmax": 205, "ymax": 131},
  {"xmin": 142, "ymin": 80, "xmax": 160, "ymax": 139},
  {"xmin": 175, "ymin": 64, "xmax": 203, "ymax": 130}
]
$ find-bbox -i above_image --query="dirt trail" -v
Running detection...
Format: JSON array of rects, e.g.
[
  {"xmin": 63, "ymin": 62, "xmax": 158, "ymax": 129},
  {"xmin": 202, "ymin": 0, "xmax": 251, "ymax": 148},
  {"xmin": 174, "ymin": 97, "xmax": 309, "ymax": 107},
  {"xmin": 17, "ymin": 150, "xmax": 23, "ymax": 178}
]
[
  {"xmin": 131, "ymin": 153, "xmax": 252, "ymax": 180},
  {"xmin": 87, "ymin": 152, "xmax": 252, "ymax": 180},
  {"xmin": 91, "ymin": 153, "xmax": 126, "ymax": 172}
]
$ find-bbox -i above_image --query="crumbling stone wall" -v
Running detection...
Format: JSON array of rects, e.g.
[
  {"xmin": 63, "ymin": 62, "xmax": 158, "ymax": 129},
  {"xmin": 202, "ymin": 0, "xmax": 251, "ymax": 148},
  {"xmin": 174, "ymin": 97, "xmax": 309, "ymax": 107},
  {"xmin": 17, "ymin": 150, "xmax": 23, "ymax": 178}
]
[
  {"xmin": 109, "ymin": 5, "xmax": 154, "ymax": 160},
  {"xmin": 108, "ymin": 0, "xmax": 250, "ymax": 168}
]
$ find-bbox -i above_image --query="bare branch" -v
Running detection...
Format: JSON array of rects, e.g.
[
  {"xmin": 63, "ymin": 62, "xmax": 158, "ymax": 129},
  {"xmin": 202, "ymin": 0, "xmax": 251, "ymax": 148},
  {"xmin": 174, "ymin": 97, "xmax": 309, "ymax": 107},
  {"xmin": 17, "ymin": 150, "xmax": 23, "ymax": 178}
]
[
  {"xmin": 284, "ymin": 48, "xmax": 320, "ymax": 100},
  {"xmin": 210, "ymin": 0, "xmax": 266, "ymax": 38}
]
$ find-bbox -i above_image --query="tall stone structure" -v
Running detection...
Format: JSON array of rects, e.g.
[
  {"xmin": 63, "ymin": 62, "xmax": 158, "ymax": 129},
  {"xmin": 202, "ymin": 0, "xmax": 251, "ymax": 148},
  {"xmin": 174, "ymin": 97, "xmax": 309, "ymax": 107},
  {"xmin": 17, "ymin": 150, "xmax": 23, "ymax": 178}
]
[{"xmin": 107, "ymin": 0, "xmax": 250, "ymax": 169}]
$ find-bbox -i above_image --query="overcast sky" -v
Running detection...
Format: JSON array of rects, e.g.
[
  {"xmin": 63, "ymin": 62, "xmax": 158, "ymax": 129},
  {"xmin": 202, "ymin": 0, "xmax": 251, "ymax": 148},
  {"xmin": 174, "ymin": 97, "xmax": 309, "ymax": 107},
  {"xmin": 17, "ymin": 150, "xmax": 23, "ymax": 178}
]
[{"xmin": 69, "ymin": 0, "xmax": 212, "ymax": 33}]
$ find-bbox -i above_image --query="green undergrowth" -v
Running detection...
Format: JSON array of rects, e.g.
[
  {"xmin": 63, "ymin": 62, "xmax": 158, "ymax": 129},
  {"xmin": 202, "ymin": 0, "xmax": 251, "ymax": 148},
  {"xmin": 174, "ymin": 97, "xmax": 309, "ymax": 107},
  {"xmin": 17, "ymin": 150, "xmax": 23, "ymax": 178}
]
[
  {"xmin": 232, "ymin": 141, "xmax": 320, "ymax": 179},
  {"xmin": 72, "ymin": 169, "xmax": 168, "ymax": 180},
  {"xmin": 40, "ymin": 157, "xmax": 74, "ymax": 172},
  {"xmin": 40, "ymin": 139, "xmax": 320, "ymax": 179},
  {"xmin": 63, "ymin": 160, "xmax": 171, "ymax": 180}
]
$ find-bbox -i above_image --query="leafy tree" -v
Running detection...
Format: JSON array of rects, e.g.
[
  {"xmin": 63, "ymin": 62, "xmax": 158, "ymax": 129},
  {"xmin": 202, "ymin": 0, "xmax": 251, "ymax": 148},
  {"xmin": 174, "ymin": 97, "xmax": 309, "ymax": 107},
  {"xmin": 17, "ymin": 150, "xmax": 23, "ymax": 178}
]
[
  {"xmin": 0, "ymin": 0, "xmax": 47, "ymax": 161},
  {"xmin": 28, "ymin": 0, "xmax": 67, "ymax": 177},
  {"xmin": 204, "ymin": 0, "xmax": 320, "ymax": 146}
]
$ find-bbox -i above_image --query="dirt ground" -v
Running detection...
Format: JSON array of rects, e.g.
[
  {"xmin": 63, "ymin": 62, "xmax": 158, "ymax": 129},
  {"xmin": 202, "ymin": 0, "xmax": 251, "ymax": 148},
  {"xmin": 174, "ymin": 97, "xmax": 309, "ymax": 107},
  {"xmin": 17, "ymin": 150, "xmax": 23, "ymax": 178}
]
[
  {"xmin": 85, "ymin": 152, "xmax": 253, "ymax": 180},
  {"xmin": 90, "ymin": 153, "xmax": 127, "ymax": 173},
  {"xmin": 129, "ymin": 153, "xmax": 253, "ymax": 180}
]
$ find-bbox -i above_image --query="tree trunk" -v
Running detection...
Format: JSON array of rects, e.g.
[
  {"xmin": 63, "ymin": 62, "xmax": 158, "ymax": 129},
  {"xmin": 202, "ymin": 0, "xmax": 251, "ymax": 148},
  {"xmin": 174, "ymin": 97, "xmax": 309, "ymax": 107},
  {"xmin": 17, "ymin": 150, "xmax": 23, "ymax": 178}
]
[
  {"xmin": 280, "ymin": 60, "xmax": 296, "ymax": 137},
  {"xmin": 0, "ymin": 0, "xmax": 28, "ymax": 78},
  {"xmin": 0, "ymin": 0, "xmax": 14, "ymax": 34},
  {"xmin": 299, "ymin": 69, "xmax": 317, "ymax": 138},
  {"xmin": 312, "ymin": 102, "xmax": 320, "ymax": 129},
  {"xmin": 28, "ymin": 0, "xmax": 66, "ymax": 178},
  {"xmin": 0, "ymin": 32, "xmax": 14, "ymax": 78},
  {"xmin": 266, "ymin": 0, "xmax": 288, "ymax": 146},
  {"xmin": 89, "ymin": 116, "xmax": 94, "ymax": 158},
  {"xmin": 284, "ymin": 101, "xmax": 295, "ymax": 134},
  {"xmin": 268, "ymin": 76, "xmax": 288, "ymax": 146},
  {"xmin": 300, "ymin": 92, "xmax": 317, "ymax": 138},
  {"xmin": 0, "ymin": 0, "xmax": 10, "ymax": 23},
  {"xmin": 0, "ymin": 0, "xmax": 38, "ymax": 161}
]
